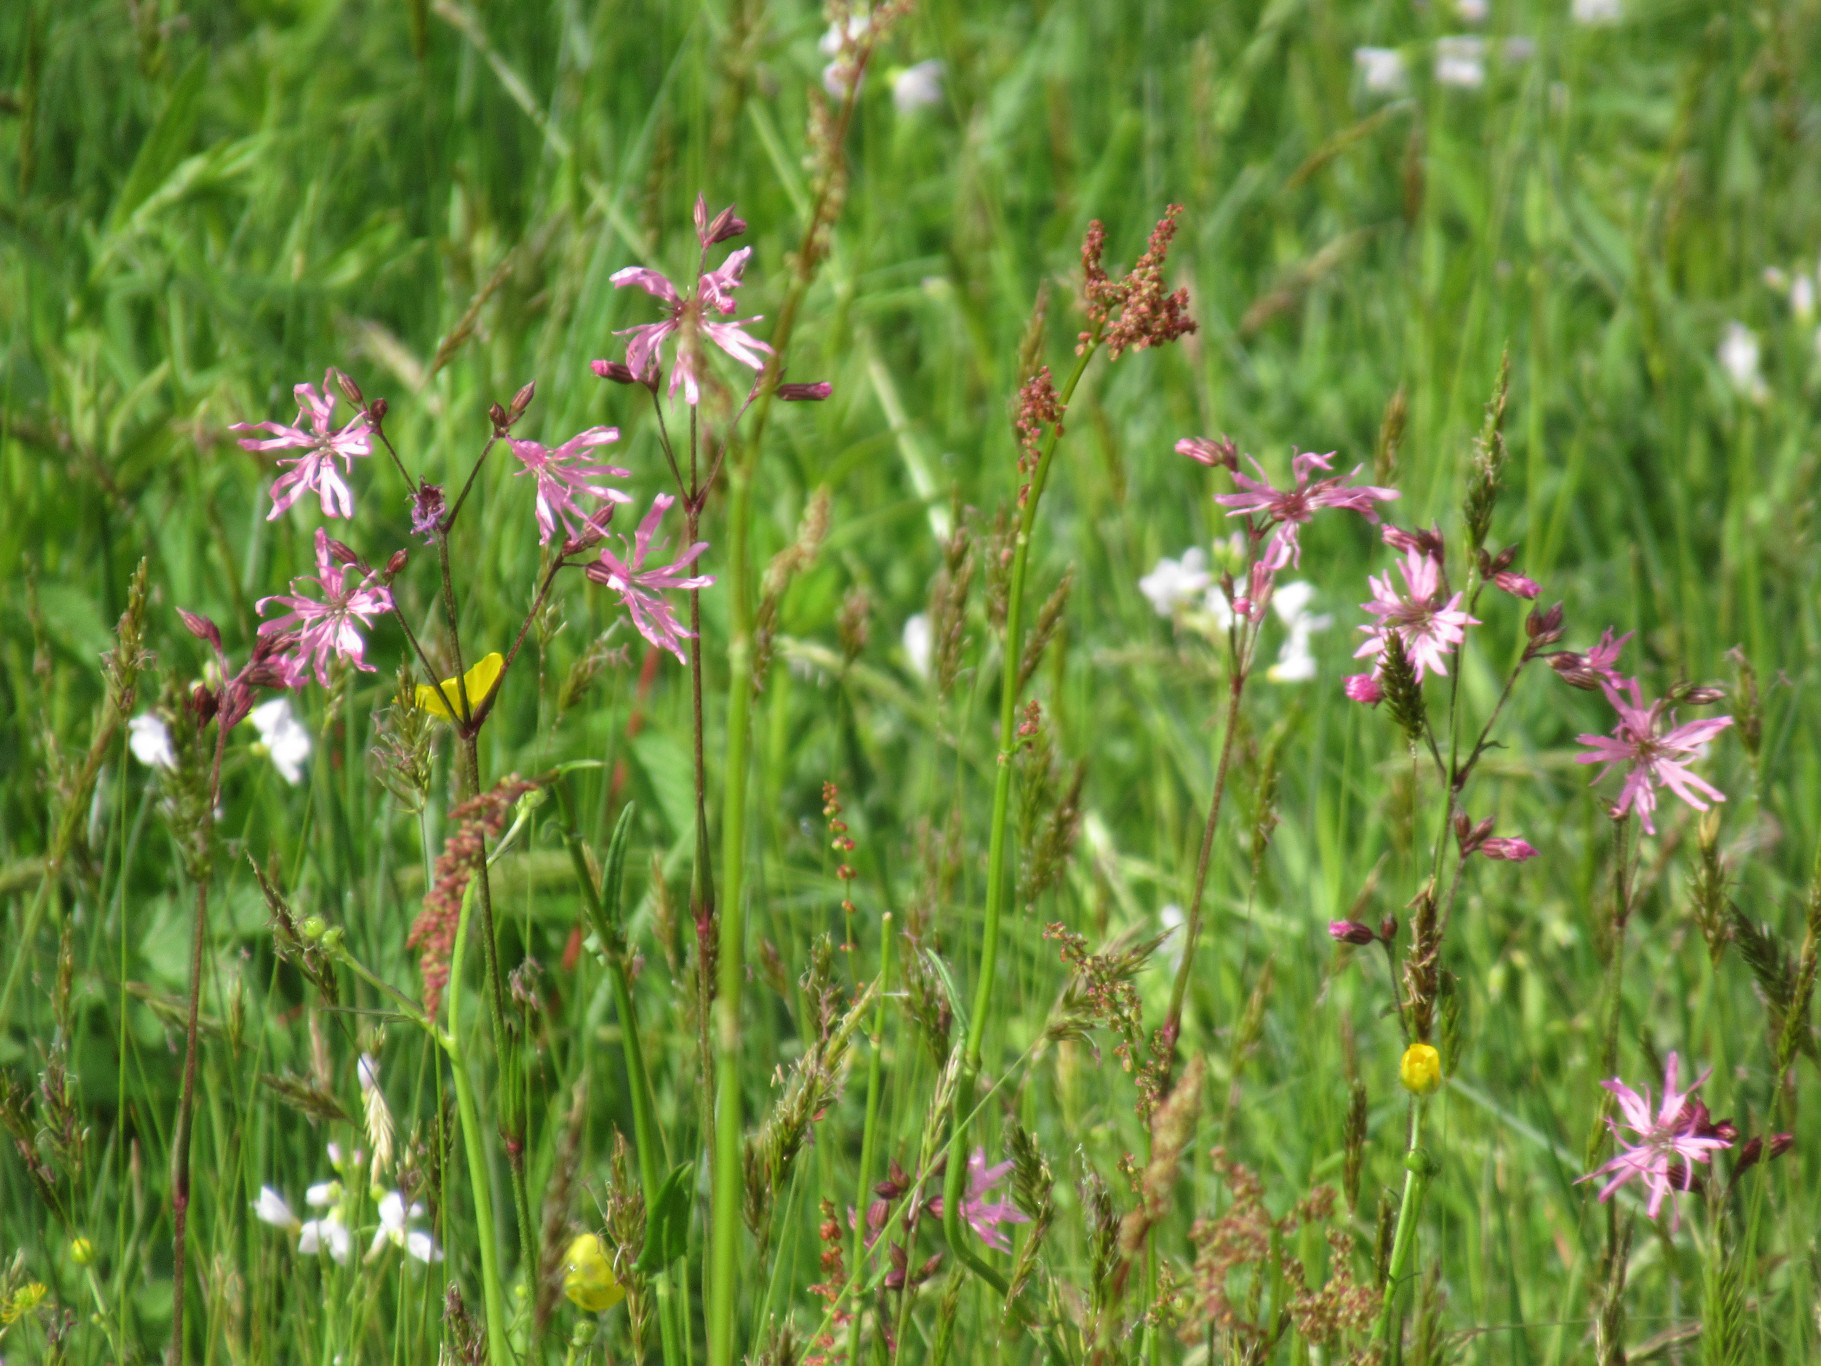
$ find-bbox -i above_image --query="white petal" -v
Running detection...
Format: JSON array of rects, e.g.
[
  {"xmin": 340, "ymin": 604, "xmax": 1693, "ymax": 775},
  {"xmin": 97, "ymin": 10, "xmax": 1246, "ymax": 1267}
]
[{"xmin": 128, "ymin": 714, "xmax": 177, "ymax": 770}]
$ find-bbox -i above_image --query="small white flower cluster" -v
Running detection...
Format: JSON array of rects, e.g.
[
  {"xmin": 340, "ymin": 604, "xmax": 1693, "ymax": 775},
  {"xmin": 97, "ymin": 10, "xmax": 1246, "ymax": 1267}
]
[
  {"xmin": 1140, "ymin": 545, "xmax": 1330, "ymax": 683},
  {"xmin": 250, "ymin": 1058, "xmax": 439, "ymax": 1267},
  {"xmin": 127, "ymin": 696, "xmax": 312, "ymax": 785},
  {"xmin": 1717, "ymin": 321, "xmax": 1768, "ymax": 405}
]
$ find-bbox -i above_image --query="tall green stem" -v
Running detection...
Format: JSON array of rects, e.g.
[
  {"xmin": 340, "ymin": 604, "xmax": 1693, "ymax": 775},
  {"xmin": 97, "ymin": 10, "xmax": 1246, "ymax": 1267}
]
[
  {"xmin": 941, "ymin": 340, "xmax": 1098, "ymax": 1289},
  {"xmin": 1375, "ymin": 1101, "xmax": 1434, "ymax": 1352},
  {"xmin": 444, "ymin": 879, "xmax": 515, "ymax": 1366}
]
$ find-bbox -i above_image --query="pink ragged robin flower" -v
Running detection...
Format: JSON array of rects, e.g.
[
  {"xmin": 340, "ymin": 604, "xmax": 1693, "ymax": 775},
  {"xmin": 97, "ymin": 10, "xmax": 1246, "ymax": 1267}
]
[
  {"xmin": 583, "ymin": 494, "xmax": 713, "ymax": 663},
  {"xmin": 1585, "ymin": 627, "xmax": 1633, "ymax": 683},
  {"xmin": 606, "ymin": 197, "xmax": 772, "ymax": 405},
  {"xmin": 1579, "ymin": 1052, "xmax": 1734, "ymax": 1226},
  {"xmin": 1343, "ymin": 673, "xmax": 1383, "ymax": 704},
  {"xmin": 232, "ymin": 371, "xmax": 372, "ymax": 520},
  {"xmin": 507, "ymin": 426, "xmax": 631, "ymax": 545},
  {"xmin": 1214, "ymin": 450, "xmax": 1398, "ymax": 569},
  {"xmin": 256, "ymin": 528, "xmax": 394, "ymax": 686},
  {"xmin": 928, "ymin": 1148, "xmax": 1030, "ymax": 1253},
  {"xmin": 1575, "ymin": 677, "xmax": 1731, "ymax": 835},
  {"xmin": 1353, "ymin": 547, "xmax": 1477, "ymax": 682}
]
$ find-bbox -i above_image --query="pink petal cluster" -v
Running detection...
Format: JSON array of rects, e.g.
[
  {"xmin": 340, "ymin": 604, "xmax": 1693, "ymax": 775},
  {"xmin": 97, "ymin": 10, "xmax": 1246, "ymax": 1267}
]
[
  {"xmin": 1352, "ymin": 546, "xmax": 1478, "ymax": 682},
  {"xmin": 583, "ymin": 494, "xmax": 713, "ymax": 663},
  {"xmin": 604, "ymin": 196, "xmax": 773, "ymax": 405},
  {"xmin": 1342, "ymin": 673, "xmax": 1382, "ymax": 704},
  {"xmin": 1214, "ymin": 450, "xmax": 1398, "ymax": 568},
  {"xmin": 1579, "ymin": 1053, "xmax": 1734, "ymax": 1225},
  {"xmin": 928, "ymin": 1148, "xmax": 1030, "ymax": 1252},
  {"xmin": 256, "ymin": 529, "xmax": 394, "ymax": 686},
  {"xmin": 1490, "ymin": 569, "xmax": 1539, "ymax": 599},
  {"xmin": 232, "ymin": 371, "xmax": 372, "ymax": 520},
  {"xmin": 1479, "ymin": 836, "xmax": 1538, "ymax": 861},
  {"xmin": 1575, "ymin": 677, "xmax": 1731, "ymax": 834},
  {"xmin": 507, "ymin": 426, "xmax": 631, "ymax": 544}
]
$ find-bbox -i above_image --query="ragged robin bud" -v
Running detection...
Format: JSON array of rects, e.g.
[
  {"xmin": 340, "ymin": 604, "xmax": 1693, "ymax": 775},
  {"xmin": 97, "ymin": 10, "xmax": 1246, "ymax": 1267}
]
[
  {"xmin": 509, "ymin": 380, "xmax": 536, "ymax": 421},
  {"xmin": 334, "ymin": 369, "xmax": 364, "ymax": 407},
  {"xmin": 369, "ymin": 396, "xmax": 389, "ymax": 424},
  {"xmin": 488, "ymin": 402, "xmax": 510, "ymax": 432}
]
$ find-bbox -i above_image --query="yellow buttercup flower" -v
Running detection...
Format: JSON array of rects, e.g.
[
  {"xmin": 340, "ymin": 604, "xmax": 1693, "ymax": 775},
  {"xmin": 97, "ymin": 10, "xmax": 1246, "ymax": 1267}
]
[
  {"xmin": 1400, "ymin": 1043, "xmax": 1442, "ymax": 1096},
  {"xmin": 1, "ymin": 1282, "xmax": 48, "ymax": 1325},
  {"xmin": 416, "ymin": 653, "xmax": 504, "ymax": 721},
  {"xmin": 563, "ymin": 1233, "xmax": 626, "ymax": 1313}
]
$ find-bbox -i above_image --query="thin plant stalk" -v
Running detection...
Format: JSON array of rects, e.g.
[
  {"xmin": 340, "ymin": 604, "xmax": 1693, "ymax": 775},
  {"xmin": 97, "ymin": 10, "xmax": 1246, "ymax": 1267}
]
[
  {"xmin": 706, "ymin": 58, "xmax": 869, "ymax": 1366},
  {"xmin": 555, "ymin": 788, "xmax": 683, "ymax": 1366},
  {"xmin": 941, "ymin": 339, "xmax": 1099, "ymax": 1292},
  {"xmin": 846, "ymin": 913, "xmax": 895, "ymax": 1366},
  {"xmin": 1375, "ymin": 1100, "xmax": 1434, "ymax": 1351}
]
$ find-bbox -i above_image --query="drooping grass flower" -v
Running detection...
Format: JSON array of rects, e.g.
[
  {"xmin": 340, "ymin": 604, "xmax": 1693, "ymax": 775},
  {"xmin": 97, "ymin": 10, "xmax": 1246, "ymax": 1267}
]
[
  {"xmin": 1353, "ymin": 546, "xmax": 1477, "ymax": 682},
  {"xmin": 256, "ymin": 529, "xmax": 394, "ymax": 686},
  {"xmin": 1399, "ymin": 1043, "xmax": 1441, "ymax": 1095},
  {"xmin": 929, "ymin": 1148, "xmax": 1030, "ymax": 1252},
  {"xmin": 248, "ymin": 696, "xmax": 311, "ymax": 785},
  {"xmin": 563, "ymin": 1233, "xmax": 626, "ymax": 1312},
  {"xmin": 583, "ymin": 494, "xmax": 713, "ymax": 663},
  {"xmin": 232, "ymin": 372, "xmax": 372, "ymax": 521},
  {"xmin": 607, "ymin": 198, "xmax": 772, "ymax": 405},
  {"xmin": 1580, "ymin": 1053, "xmax": 1735, "ymax": 1224},
  {"xmin": 1214, "ymin": 450, "xmax": 1398, "ymax": 569},
  {"xmin": 507, "ymin": 426, "xmax": 630, "ymax": 545},
  {"xmin": 1575, "ymin": 677, "xmax": 1732, "ymax": 834}
]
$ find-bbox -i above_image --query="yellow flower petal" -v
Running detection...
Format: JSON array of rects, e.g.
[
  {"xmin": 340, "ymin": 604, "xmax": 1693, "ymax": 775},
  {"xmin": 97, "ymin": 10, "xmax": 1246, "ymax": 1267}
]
[
  {"xmin": 563, "ymin": 1233, "xmax": 625, "ymax": 1313},
  {"xmin": 416, "ymin": 653, "xmax": 504, "ymax": 721},
  {"xmin": 1400, "ymin": 1042, "xmax": 1442, "ymax": 1096}
]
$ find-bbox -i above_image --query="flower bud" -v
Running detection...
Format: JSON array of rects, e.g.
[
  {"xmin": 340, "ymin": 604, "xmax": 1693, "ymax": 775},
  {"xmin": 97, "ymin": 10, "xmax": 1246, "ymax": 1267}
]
[
  {"xmin": 1328, "ymin": 920, "xmax": 1376, "ymax": 946},
  {"xmin": 778, "ymin": 381, "xmax": 833, "ymax": 401},
  {"xmin": 1175, "ymin": 435, "xmax": 1238, "ymax": 471},
  {"xmin": 369, "ymin": 396, "xmax": 389, "ymax": 424},
  {"xmin": 178, "ymin": 609, "xmax": 223, "ymax": 653},
  {"xmin": 706, "ymin": 204, "xmax": 748, "ymax": 245},
  {"xmin": 320, "ymin": 926, "xmax": 345, "ymax": 955},
  {"xmin": 70, "ymin": 1236, "xmax": 95, "ymax": 1266},
  {"xmin": 1379, "ymin": 913, "xmax": 1398, "ymax": 943},
  {"xmin": 1399, "ymin": 1042, "xmax": 1442, "ymax": 1096},
  {"xmin": 1525, "ymin": 601, "xmax": 1565, "ymax": 648},
  {"xmin": 1670, "ymin": 681, "xmax": 1726, "ymax": 706},
  {"xmin": 300, "ymin": 915, "xmax": 327, "ymax": 942},
  {"xmin": 509, "ymin": 380, "xmax": 536, "ymax": 420},
  {"xmin": 488, "ymin": 402, "xmax": 509, "ymax": 431},
  {"xmin": 322, "ymin": 537, "xmax": 360, "ymax": 568},
  {"xmin": 384, "ymin": 550, "xmax": 409, "ymax": 580},
  {"xmin": 592, "ymin": 358, "xmax": 638, "ymax": 385},
  {"xmin": 334, "ymin": 369, "xmax": 364, "ymax": 407},
  {"xmin": 1343, "ymin": 673, "xmax": 1383, "ymax": 705}
]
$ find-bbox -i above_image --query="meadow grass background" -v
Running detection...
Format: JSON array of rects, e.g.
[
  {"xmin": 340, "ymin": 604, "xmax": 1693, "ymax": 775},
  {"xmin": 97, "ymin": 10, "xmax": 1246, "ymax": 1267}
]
[{"xmin": 2, "ymin": 0, "xmax": 1820, "ymax": 1360}]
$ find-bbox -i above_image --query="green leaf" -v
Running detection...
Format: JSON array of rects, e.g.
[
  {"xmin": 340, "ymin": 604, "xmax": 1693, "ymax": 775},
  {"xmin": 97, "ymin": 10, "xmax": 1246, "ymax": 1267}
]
[
  {"xmin": 108, "ymin": 52, "xmax": 208, "ymax": 233},
  {"xmin": 636, "ymin": 1160, "xmax": 694, "ymax": 1274}
]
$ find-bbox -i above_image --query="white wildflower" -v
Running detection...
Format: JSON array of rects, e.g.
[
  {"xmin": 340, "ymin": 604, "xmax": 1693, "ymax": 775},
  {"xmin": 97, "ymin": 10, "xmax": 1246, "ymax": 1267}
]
[
  {"xmin": 1353, "ymin": 47, "xmax": 1408, "ymax": 96},
  {"xmin": 128, "ymin": 714, "xmax": 176, "ymax": 771},
  {"xmin": 902, "ymin": 613, "xmax": 932, "ymax": 680},
  {"xmin": 1571, "ymin": 0, "xmax": 1622, "ymax": 24},
  {"xmin": 1435, "ymin": 36, "xmax": 1486, "ymax": 88},
  {"xmin": 299, "ymin": 1207, "xmax": 351, "ymax": 1265},
  {"xmin": 891, "ymin": 60, "xmax": 944, "ymax": 114},
  {"xmin": 1266, "ymin": 581, "xmax": 1332, "ymax": 684},
  {"xmin": 1139, "ymin": 548, "xmax": 1212, "ymax": 618},
  {"xmin": 251, "ymin": 1186, "xmax": 301, "ymax": 1233},
  {"xmin": 249, "ymin": 696, "xmax": 312, "ymax": 786},
  {"xmin": 366, "ymin": 1190, "xmax": 443, "ymax": 1264},
  {"xmin": 1718, "ymin": 322, "xmax": 1768, "ymax": 402},
  {"xmin": 1792, "ymin": 274, "xmax": 1816, "ymax": 322}
]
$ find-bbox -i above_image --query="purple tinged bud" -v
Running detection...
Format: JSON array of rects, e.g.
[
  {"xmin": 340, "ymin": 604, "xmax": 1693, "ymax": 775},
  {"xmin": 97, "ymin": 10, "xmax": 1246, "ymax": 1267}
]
[
  {"xmin": 488, "ymin": 401, "xmax": 509, "ymax": 431},
  {"xmin": 778, "ymin": 381, "xmax": 833, "ymax": 401},
  {"xmin": 178, "ymin": 609, "xmax": 222, "ymax": 653},
  {"xmin": 592, "ymin": 358, "xmax": 638, "ymax": 385},
  {"xmin": 1492, "ymin": 570, "xmax": 1540, "ymax": 599},
  {"xmin": 1480, "ymin": 837, "xmax": 1539, "ymax": 861},
  {"xmin": 509, "ymin": 380, "xmax": 536, "ymax": 419},
  {"xmin": 707, "ymin": 204, "xmax": 748, "ymax": 244},
  {"xmin": 1176, "ymin": 435, "xmax": 1238, "ymax": 471},
  {"xmin": 369, "ymin": 396, "xmax": 389, "ymax": 423},
  {"xmin": 1379, "ymin": 914, "xmax": 1399, "ymax": 943},
  {"xmin": 384, "ymin": 549, "xmax": 409, "ymax": 579},
  {"xmin": 1673, "ymin": 683, "xmax": 1726, "ymax": 706},
  {"xmin": 333, "ymin": 368, "xmax": 364, "ymax": 407},
  {"xmin": 323, "ymin": 537, "xmax": 362, "ymax": 568},
  {"xmin": 1328, "ymin": 920, "xmax": 1376, "ymax": 946},
  {"xmin": 1768, "ymin": 1133, "xmax": 1795, "ymax": 1160},
  {"xmin": 1343, "ymin": 673, "xmax": 1383, "ymax": 704}
]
